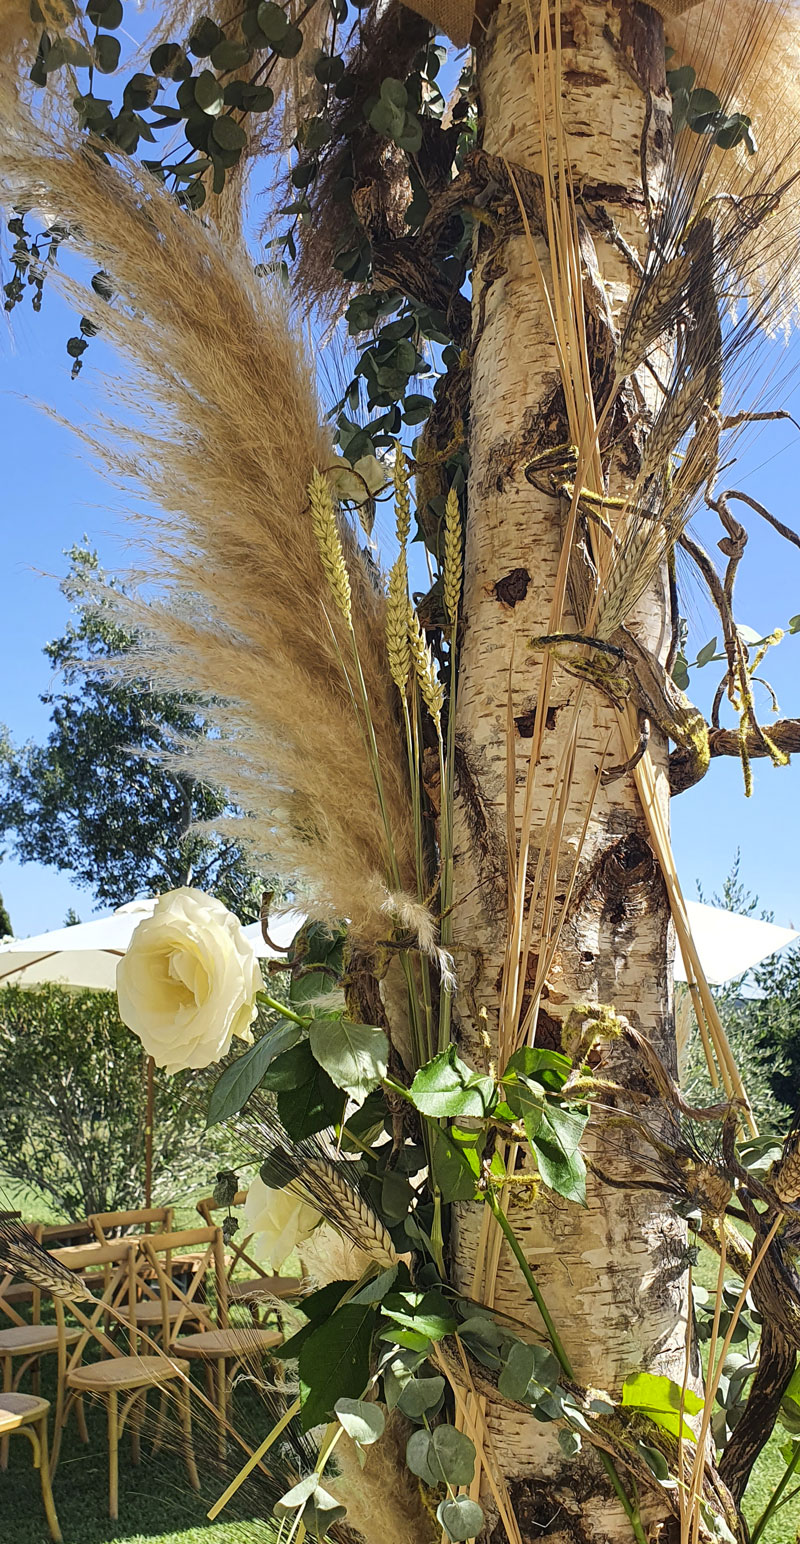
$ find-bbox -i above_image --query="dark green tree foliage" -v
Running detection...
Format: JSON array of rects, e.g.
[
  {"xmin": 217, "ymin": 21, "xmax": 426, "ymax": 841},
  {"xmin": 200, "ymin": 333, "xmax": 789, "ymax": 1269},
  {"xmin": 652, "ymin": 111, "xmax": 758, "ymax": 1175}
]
[
  {"xmin": 0, "ymin": 546, "xmax": 263, "ymax": 918},
  {"xmin": 691, "ymin": 853, "xmax": 798, "ymax": 1123},
  {"xmin": 0, "ymin": 891, "xmax": 11, "ymax": 938},
  {"xmin": 0, "ymin": 983, "xmax": 216, "ymax": 1217}
]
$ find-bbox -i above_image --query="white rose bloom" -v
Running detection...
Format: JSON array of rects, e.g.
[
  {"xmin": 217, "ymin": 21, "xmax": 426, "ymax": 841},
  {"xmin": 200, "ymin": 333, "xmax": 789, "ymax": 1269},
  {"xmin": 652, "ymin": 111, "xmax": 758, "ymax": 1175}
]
[
  {"xmin": 243, "ymin": 1175, "xmax": 320, "ymax": 1272},
  {"xmin": 116, "ymin": 887, "xmax": 261, "ymax": 1073}
]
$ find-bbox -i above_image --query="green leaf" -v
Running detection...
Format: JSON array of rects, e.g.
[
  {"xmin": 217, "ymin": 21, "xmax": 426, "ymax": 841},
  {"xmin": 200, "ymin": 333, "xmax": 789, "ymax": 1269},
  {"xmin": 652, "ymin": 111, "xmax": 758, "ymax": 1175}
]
[
  {"xmin": 44, "ymin": 36, "xmax": 92, "ymax": 71},
  {"xmin": 188, "ymin": 15, "xmax": 224, "ymax": 55},
  {"xmin": 788, "ymin": 614, "xmax": 800, "ymax": 634},
  {"xmin": 150, "ymin": 42, "xmax": 185, "ymax": 76},
  {"xmin": 531, "ymin": 1101, "xmax": 589, "ymax": 1206},
  {"xmin": 666, "ymin": 64, "xmax": 696, "ymax": 94},
  {"xmin": 382, "ymin": 1289, "xmax": 457, "ymax": 1343},
  {"xmin": 430, "ymin": 1124, "xmax": 479, "ymax": 1202},
  {"xmin": 351, "ymin": 1266, "xmax": 399, "ymax": 1305},
  {"xmin": 274, "ymin": 22, "xmax": 303, "ymax": 56},
  {"xmin": 406, "ymin": 1425, "xmax": 476, "ymax": 1487},
  {"xmin": 297, "ymin": 1303, "xmax": 376, "ymax": 1429},
  {"xmin": 380, "ymin": 77, "xmax": 408, "ymax": 109},
  {"xmin": 211, "ymin": 113, "xmax": 246, "ymax": 150},
  {"xmin": 334, "ymin": 1397, "xmax": 385, "ymax": 1445},
  {"xmin": 94, "ymin": 33, "xmax": 121, "ymax": 72},
  {"xmin": 410, "ymin": 1046, "xmax": 495, "ymax": 1119},
  {"xmin": 276, "ymin": 1280, "xmax": 354, "ymax": 1359},
  {"xmin": 207, "ymin": 1019, "xmax": 303, "ymax": 1124},
  {"xmin": 695, "ymin": 637, "xmax": 718, "ymax": 668},
  {"xmin": 438, "ymin": 1496, "xmax": 485, "ymax": 1542},
  {"xmin": 397, "ymin": 1375, "xmax": 445, "ymax": 1420},
  {"xmin": 498, "ymin": 1341, "xmax": 536, "ymax": 1402},
  {"xmin": 672, "ymin": 652, "xmax": 690, "ymax": 690},
  {"xmin": 277, "ymin": 1057, "xmax": 344, "ymax": 1140},
  {"xmin": 687, "ymin": 87, "xmax": 721, "ymax": 119},
  {"xmin": 368, "ymin": 98, "xmax": 405, "ymax": 140},
  {"xmin": 308, "ymin": 1017, "xmax": 388, "ymax": 1104},
  {"xmin": 622, "ymin": 1372, "xmax": 703, "ymax": 1440},
  {"xmin": 256, "ymin": 0, "xmax": 287, "ymax": 38},
  {"xmin": 402, "ymin": 393, "xmax": 433, "ymax": 425},
  {"xmin": 87, "ymin": 0, "xmax": 123, "ymax": 25},
  {"xmin": 259, "ymin": 1038, "xmax": 317, "ymax": 1092},
  {"xmin": 210, "ymin": 38, "xmax": 251, "ymax": 69},
  {"xmin": 504, "ymin": 1045, "xmax": 572, "ymax": 1091},
  {"xmin": 276, "ymin": 1477, "xmax": 347, "ymax": 1533}
]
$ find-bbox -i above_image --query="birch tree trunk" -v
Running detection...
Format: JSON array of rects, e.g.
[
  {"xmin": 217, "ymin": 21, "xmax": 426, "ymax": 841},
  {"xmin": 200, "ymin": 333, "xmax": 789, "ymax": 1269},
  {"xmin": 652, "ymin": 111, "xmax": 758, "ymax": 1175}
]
[{"xmin": 449, "ymin": 2, "xmax": 687, "ymax": 1537}]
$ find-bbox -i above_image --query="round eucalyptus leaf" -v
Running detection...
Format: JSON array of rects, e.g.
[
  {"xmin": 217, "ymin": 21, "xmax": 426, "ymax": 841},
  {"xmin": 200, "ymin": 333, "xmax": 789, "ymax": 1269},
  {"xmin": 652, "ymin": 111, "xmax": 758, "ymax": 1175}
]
[
  {"xmin": 406, "ymin": 1429, "xmax": 435, "ymax": 1483},
  {"xmin": 194, "ymin": 69, "xmax": 224, "ymax": 114},
  {"xmin": 380, "ymin": 76, "xmax": 407, "ymax": 109},
  {"xmin": 335, "ymin": 1397, "xmax": 385, "ymax": 1446},
  {"xmin": 427, "ymin": 1425, "xmax": 476, "ymax": 1487},
  {"xmin": 211, "ymin": 113, "xmax": 247, "ymax": 150},
  {"xmin": 256, "ymin": 1, "xmax": 288, "ymax": 41},
  {"xmin": 437, "ymin": 1496, "xmax": 485, "ymax": 1542},
  {"xmin": 275, "ymin": 23, "xmax": 303, "ymax": 56},
  {"xmin": 397, "ymin": 1375, "xmax": 445, "ymax": 1421},
  {"xmin": 211, "ymin": 38, "xmax": 252, "ymax": 69}
]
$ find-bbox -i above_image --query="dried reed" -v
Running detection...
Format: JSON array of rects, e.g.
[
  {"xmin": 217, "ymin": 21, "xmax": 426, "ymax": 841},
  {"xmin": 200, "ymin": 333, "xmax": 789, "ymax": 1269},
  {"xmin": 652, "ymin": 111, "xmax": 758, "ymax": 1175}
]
[{"xmin": 0, "ymin": 99, "xmax": 413, "ymax": 943}]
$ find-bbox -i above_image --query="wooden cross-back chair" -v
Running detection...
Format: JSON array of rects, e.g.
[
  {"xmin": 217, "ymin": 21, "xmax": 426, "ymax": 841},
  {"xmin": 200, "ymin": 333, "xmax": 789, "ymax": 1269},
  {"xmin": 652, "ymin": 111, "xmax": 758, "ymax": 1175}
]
[
  {"xmin": 89, "ymin": 1206, "xmax": 174, "ymax": 1243},
  {"xmin": 0, "ymin": 1240, "xmax": 82, "ymax": 1469},
  {"xmin": 50, "ymin": 1237, "xmax": 199, "ymax": 1520},
  {"xmin": 155, "ymin": 1223, "xmax": 284, "ymax": 1456},
  {"xmin": 196, "ymin": 1191, "xmax": 305, "ymax": 1325}
]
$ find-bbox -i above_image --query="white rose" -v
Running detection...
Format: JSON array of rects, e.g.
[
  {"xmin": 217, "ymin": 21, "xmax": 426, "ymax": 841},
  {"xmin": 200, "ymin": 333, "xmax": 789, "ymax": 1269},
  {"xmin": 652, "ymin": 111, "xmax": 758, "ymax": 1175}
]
[
  {"xmin": 116, "ymin": 887, "xmax": 261, "ymax": 1073},
  {"xmin": 243, "ymin": 1175, "xmax": 320, "ymax": 1272}
]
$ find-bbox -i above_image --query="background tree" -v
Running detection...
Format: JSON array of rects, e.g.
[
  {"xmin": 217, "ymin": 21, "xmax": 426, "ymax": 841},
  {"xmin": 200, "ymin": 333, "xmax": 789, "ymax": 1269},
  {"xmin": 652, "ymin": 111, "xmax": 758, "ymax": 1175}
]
[
  {"xmin": 0, "ymin": 889, "xmax": 11, "ymax": 939},
  {"xmin": 4, "ymin": 3, "xmax": 800, "ymax": 1544},
  {"xmin": 0, "ymin": 983, "xmax": 219, "ymax": 1218},
  {"xmin": 0, "ymin": 546, "xmax": 265, "ymax": 919}
]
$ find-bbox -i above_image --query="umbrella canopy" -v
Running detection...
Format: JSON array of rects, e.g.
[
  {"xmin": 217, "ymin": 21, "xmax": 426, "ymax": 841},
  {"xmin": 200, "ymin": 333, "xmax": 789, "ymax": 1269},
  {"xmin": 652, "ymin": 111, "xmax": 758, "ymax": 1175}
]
[
  {"xmin": 1, "ymin": 896, "xmax": 795, "ymax": 995},
  {"xmin": 0, "ymin": 899, "xmax": 306, "ymax": 990},
  {"xmin": 676, "ymin": 900, "xmax": 798, "ymax": 987}
]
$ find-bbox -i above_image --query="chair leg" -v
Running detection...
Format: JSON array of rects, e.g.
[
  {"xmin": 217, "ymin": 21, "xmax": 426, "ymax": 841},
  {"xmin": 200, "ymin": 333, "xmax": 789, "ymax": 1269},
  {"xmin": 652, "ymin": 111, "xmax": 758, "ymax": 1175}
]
[
  {"xmin": 177, "ymin": 1383, "xmax": 200, "ymax": 1491},
  {"xmin": 1, "ymin": 1355, "xmax": 11, "ymax": 1470},
  {"xmin": 215, "ymin": 1357, "xmax": 228, "ymax": 1461},
  {"xmin": 107, "ymin": 1390, "xmax": 119, "ymax": 1521},
  {"xmin": 130, "ymin": 1388, "xmax": 146, "ymax": 1466},
  {"xmin": 151, "ymin": 1390, "xmax": 168, "ymax": 1457},
  {"xmin": 76, "ymin": 1396, "xmax": 89, "ymax": 1446},
  {"xmin": 37, "ymin": 1416, "xmax": 63, "ymax": 1544}
]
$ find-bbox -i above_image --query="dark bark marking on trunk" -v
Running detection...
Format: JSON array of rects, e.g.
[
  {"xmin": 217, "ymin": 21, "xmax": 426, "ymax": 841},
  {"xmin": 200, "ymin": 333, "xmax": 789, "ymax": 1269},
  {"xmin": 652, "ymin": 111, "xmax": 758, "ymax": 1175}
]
[
  {"xmin": 454, "ymin": 737, "xmax": 507, "ymax": 923},
  {"xmin": 487, "ymin": 1467, "xmax": 614, "ymax": 1544},
  {"xmin": 494, "ymin": 567, "xmax": 531, "ymax": 607}
]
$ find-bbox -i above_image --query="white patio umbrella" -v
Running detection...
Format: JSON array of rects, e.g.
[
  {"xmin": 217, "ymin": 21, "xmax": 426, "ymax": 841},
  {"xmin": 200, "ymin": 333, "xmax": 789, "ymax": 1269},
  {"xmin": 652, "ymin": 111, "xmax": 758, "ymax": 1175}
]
[
  {"xmin": 676, "ymin": 900, "xmax": 798, "ymax": 987},
  {"xmin": 0, "ymin": 899, "xmax": 306, "ymax": 1204},
  {"xmin": 0, "ymin": 898, "xmax": 305, "ymax": 989}
]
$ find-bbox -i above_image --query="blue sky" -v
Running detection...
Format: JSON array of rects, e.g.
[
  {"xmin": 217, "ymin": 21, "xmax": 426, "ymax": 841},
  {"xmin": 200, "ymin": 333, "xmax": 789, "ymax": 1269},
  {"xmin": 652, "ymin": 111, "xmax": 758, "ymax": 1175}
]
[{"xmin": 2, "ymin": 267, "xmax": 800, "ymax": 936}]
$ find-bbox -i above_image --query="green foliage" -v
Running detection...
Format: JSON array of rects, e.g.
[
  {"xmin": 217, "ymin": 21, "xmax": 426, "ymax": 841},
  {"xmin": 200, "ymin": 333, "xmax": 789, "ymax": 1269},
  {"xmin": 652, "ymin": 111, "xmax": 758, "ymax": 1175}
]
[
  {"xmin": 687, "ymin": 854, "xmax": 796, "ymax": 1126},
  {"xmin": 0, "ymin": 984, "xmax": 218, "ymax": 1217},
  {"xmin": 0, "ymin": 889, "xmax": 11, "ymax": 939},
  {"xmin": 0, "ymin": 547, "xmax": 263, "ymax": 918}
]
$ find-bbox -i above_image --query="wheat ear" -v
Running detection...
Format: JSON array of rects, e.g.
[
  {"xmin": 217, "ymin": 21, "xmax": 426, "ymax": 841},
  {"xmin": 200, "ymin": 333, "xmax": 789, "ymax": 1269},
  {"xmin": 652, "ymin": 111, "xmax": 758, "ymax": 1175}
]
[
  {"xmin": 308, "ymin": 468, "xmax": 352, "ymax": 624},
  {"xmin": 408, "ymin": 604, "xmax": 444, "ymax": 726},
  {"xmin": 443, "ymin": 486, "xmax": 463, "ymax": 627},
  {"xmin": 386, "ymin": 554, "xmax": 411, "ymax": 691},
  {"xmin": 394, "ymin": 447, "xmax": 411, "ymax": 548},
  {"xmin": 298, "ymin": 1162, "xmax": 399, "ymax": 1269},
  {"xmin": 0, "ymin": 1224, "xmax": 94, "ymax": 1303}
]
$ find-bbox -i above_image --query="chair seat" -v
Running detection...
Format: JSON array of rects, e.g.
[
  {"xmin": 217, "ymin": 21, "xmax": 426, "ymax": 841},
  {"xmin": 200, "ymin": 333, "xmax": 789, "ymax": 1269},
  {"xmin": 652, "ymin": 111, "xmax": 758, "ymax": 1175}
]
[
  {"xmin": 175, "ymin": 1329, "xmax": 282, "ymax": 1358},
  {"xmin": 67, "ymin": 1355, "xmax": 190, "ymax": 1392},
  {"xmin": 133, "ymin": 1299, "xmax": 203, "ymax": 1325},
  {"xmin": 0, "ymin": 1393, "xmax": 50, "ymax": 1432},
  {"xmin": 229, "ymin": 1275, "xmax": 303, "ymax": 1303},
  {"xmin": 0, "ymin": 1324, "xmax": 81, "ymax": 1355}
]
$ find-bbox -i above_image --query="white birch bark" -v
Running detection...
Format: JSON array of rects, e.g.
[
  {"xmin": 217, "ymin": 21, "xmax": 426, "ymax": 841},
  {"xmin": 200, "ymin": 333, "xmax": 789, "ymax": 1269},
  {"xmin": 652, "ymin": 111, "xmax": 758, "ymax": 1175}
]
[{"xmin": 448, "ymin": 2, "xmax": 688, "ymax": 1537}]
